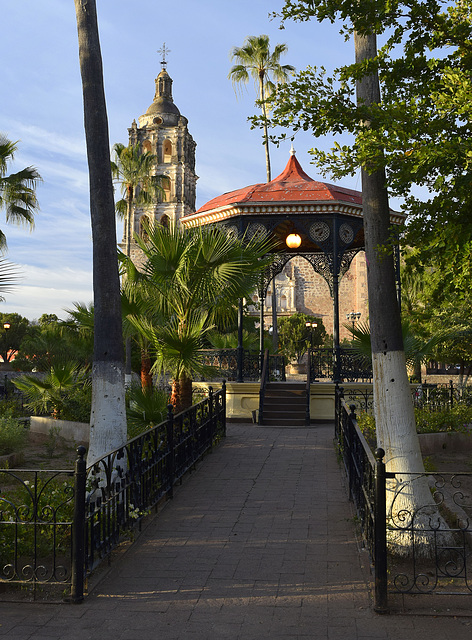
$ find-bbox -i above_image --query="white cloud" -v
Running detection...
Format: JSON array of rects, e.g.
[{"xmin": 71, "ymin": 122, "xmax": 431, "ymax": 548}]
[{"xmin": 0, "ymin": 263, "xmax": 93, "ymax": 322}]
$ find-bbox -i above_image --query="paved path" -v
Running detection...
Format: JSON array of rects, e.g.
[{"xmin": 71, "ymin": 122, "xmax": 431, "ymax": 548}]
[{"xmin": 1, "ymin": 423, "xmax": 472, "ymax": 639}]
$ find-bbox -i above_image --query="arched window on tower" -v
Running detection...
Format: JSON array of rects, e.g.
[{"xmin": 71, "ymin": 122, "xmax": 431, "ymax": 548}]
[
  {"xmin": 140, "ymin": 215, "xmax": 151, "ymax": 241},
  {"xmin": 162, "ymin": 176, "xmax": 171, "ymax": 202},
  {"xmin": 142, "ymin": 140, "xmax": 152, "ymax": 153},
  {"xmin": 163, "ymin": 139, "xmax": 172, "ymax": 163}
]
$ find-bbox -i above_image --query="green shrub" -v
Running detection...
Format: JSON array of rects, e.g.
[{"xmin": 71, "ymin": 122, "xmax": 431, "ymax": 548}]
[
  {"xmin": 126, "ymin": 386, "xmax": 169, "ymax": 439},
  {"xmin": 13, "ymin": 363, "xmax": 91, "ymax": 422},
  {"xmin": 355, "ymin": 404, "xmax": 472, "ymax": 446},
  {"xmin": 414, "ymin": 404, "xmax": 472, "ymax": 434},
  {"xmin": 0, "ymin": 397, "xmax": 24, "ymax": 418},
  {"xmin": 0, "ymin": 412, "xmax": 28, "ymax": 456},
  {"xmin": 356, "ymin": 412, "xmax": 376, "ymax": 449}
]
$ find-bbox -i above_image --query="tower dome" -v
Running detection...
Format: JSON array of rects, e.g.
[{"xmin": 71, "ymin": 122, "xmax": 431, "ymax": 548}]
[{"xmin": 141, "ymin": 67, "xmax": 182, "ymax": 128}]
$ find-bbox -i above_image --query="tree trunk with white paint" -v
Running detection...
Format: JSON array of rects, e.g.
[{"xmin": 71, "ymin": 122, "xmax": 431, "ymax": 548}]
[
  {"xmin": 354, "ymin": 32, "xmax": 442, "ymax": 552},
  {"xmin": 74, "ymin": 0, "xmax": 127, "ymax": 467}
]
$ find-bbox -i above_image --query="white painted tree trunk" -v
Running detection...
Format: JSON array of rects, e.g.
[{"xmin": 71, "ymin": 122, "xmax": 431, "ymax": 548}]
[
  {"xmin": 354, "ymin": 30, "xmax": 449, "ymax": 555},
  {"xmin": 87, "ymin": 361, "xmax": 127, "ymax": 467},
  {"xmin": 373, "ymin": 351, "xmax": 423, "ymax": 473},
  {"xmin": 374, "ymin": 351, "xmax": 449, "ymax": 554}
]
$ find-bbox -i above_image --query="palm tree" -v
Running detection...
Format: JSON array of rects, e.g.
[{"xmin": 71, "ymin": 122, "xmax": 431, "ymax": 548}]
[
  {"xmin": 120, "ymin": 281, "xmax": 154, "ymax": 391},
  {"xmin": 229, "ymin": 35, "xmax": 294, "ymax": 182},
  {"xmin": 111, "ymin": 142, "xmax": 162, "ymax": 381},
  {"xmin": 111, "ymin": 142, "xmax": 161, "ymax": 257},
  {"xmin": 0, "ymin": 257, "xmax": 19, "ymax": 301},
  {"xmin": 346, "ymin": 319, "xmax": 452, "ymax": 380},
  {"xmin": 122, "ymin": 223, "xmax": 273, "ymax": 412},
  {"xmin": 0, "ymin": 134, "xmax": 41, "ymax": 249},
  {"xmin": 13, "ymin": 361, "xmax": 90, "ymax": 420},
  {"xmin": 74, "ymin": 0, "xmax": 127, "ymax": 466}
]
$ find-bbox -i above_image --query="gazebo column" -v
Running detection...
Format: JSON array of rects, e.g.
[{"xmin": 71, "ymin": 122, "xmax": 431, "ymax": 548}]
[
  {"xmin": 259, "ymin": 294, "xmax": 265, "ymax": 366},
  {"xmin": 333, "ymin": 221, "xmax": 341, "ymax": 383},
  {"xmin": 237, "ymin": 298, "xmax": 244, "ymax": 383},
  {"xmin": 271, "ymin": 284, "xmax": 278, "ymax": 352}
]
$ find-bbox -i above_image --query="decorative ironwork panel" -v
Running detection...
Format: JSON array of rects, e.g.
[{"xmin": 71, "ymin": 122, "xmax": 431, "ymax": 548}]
[
  {"xmin": 309, "ymin": 349, "xmax": 372, "ymax": 382},
  {"xmin": 388, "ymin": 471, "xmax": 472, "ymax": 596},
  {"xmin": 343, "ymin": 387, "xmax": 375, "ymax": 414},
  {"xmin": 0, "ymin": 469, "xmax": 75, "ymax": 594},
  {"xmin": 335, "ymin": 390, "xmax": 376, "ymax": 558},
  {"xmin": 201, "ymin": 349, "xmax": 285, "ymax": 382}
]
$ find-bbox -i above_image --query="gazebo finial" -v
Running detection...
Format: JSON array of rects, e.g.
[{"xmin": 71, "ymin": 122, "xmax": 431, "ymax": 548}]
[{"xmin": 290, "ymin": 143, "xmax": 296, "ymax": 156}]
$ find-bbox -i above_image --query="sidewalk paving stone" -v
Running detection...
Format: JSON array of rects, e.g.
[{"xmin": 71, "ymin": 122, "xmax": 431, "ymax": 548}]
[{"xmin": 2, "ymin": 422, "xmax": 472, "ymax": 639}]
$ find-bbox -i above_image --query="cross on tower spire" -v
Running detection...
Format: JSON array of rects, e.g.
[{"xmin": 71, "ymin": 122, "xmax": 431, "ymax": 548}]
[{"xmin": 157, "ymin": 43, "xmax": 171, "ymax": 70}]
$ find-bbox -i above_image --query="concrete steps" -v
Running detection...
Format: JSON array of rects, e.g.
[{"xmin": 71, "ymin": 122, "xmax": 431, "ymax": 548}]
[{"xmin": 261, "ymin": 382, "xmax": 308, "ymax": 426}]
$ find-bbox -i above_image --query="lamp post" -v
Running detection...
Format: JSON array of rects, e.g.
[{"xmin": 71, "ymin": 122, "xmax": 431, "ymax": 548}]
[
  {"xmin": 305, "ymin": 320, "xmax": 318, "ymax": 382},
  {"xmin": 346, "ymin": 311, "xmax": 361, "ymax": 331},
  {"xmin": 305, "ymin": 321, "xmax": 318, "ymax": 350}
]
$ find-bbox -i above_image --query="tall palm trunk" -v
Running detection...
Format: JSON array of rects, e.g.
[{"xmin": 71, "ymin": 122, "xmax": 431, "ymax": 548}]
[
  {"xmin": 74, "ymin": 0, "xmax": 127, "ymax": 465},
  {"xmin": 140, "ymin": 345, "xmax": 153, "ymax": 391},
  {"xmin": 124, "ymin": 184, "xmax": 133, "ymax": 383},
  {"xmin": 259, "ymin": 74, "xmax": 277, "ymax": 347},
  {"xmin": 170, "ymin": 374, "xmax": 192, "ymax": 414},
  {"xmin": 259, "ymin": 73, "xmax": 271, "ymax": 183}
]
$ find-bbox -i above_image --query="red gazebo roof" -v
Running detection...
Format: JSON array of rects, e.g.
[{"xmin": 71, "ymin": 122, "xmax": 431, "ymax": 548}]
[{"xmin": 193, "ymin": 153, "xmax": 362, "ymax": 215}]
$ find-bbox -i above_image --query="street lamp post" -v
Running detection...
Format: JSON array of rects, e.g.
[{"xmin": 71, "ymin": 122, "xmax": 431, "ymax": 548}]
[
  {"xmin": 305, "ymin": 321, "xmax": 318, "ymax": 382},
  {"xmin": 346, "ymin": 311, "xmax": 361, "ymax": 331},
  {"xmin": 305, "ymin": 321, "xmax": 318, "ymax": 350}
]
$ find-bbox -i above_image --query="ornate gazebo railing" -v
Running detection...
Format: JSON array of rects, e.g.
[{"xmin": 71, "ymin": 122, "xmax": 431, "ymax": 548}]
[
  {"xmin": 309, "ymin": 348, "xmax": 372, "ymax": 382},
  {"xmin": 200, "ymin": 349, "xmax": 285, "ymax": 382}
]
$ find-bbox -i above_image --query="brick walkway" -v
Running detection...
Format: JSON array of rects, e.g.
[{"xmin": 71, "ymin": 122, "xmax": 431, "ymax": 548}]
[{"xmin": 1, "ymin": 423, "xmax": 471, "ymax": 639}]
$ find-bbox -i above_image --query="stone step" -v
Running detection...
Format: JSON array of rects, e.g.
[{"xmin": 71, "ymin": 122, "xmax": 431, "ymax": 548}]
[
  {"xmin": 266, "ymin": 382, "xmax": 305, "ymax": 391},
  {"xmin": 261, "ymin": 417, "xmax": 307, "ymax": 427}
]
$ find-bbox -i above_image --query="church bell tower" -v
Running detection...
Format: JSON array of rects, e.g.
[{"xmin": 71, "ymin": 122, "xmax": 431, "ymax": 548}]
[{"xmin": 125, "ymin": 46, "xmax": 197, "ymax": 262}]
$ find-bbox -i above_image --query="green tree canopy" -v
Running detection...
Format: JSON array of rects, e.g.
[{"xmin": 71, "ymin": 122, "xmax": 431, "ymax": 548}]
[
  {"xmin": 278, "ymin": 313, "xmax": 327, "ymax": 363},
  {"xmin": 259, "ymin": 1, "xmax": 472, "ymax": 275},
  {"xmin": 0, "ymin": 312, "xmax": 30, "ymax": 365}
]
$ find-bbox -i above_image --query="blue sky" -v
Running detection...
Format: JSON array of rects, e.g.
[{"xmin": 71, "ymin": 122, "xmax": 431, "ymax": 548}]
[{"xmin": 1, "ymin": 1, "xmax": 360, "ymax": 321}]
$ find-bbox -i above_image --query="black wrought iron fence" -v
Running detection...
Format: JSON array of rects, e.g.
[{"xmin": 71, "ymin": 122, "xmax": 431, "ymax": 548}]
[
  {"xmin": 342, "ymin": 387, "xmax": 375, "ymax": 414},
  {"xmin": 0, "ymin": 468, "xmax": 75, "ymax": 599},
  {"xmin": 337, "ymin": 381, "xmax": 472, "ymax": 417},
  {"xmin": 310, "ymin": 348, "xmax": 373, "ymax": 382},
  {"xmin": 0, "ymin": 384, "xmax": 226, "ymax": 603},
  {"xmin": 335, "ymin": 387, "xmax": 376, "ymax": 560},
  {"xmin": 336, "ymin": 385, "xmax": 472, "ymax": 613},
  {"xmin": 200, "ymin": 349, "xmax": 285, "ymax": 382},
  {"xmin": 413, "ymin": 380, "xmax": 472, "ymax": 410}
]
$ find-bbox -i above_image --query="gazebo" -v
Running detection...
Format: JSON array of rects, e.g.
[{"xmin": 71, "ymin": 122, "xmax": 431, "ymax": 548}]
[{"xmin": 182, "ymin": 149, "xmax": 404, "ymax": 381}]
